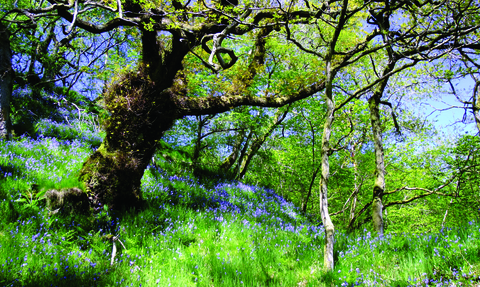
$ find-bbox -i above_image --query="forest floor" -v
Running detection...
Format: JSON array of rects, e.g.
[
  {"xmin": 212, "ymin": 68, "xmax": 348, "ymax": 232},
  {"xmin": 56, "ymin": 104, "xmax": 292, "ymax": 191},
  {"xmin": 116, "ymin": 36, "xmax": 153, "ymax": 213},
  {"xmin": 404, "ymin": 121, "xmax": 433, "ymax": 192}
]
[{"xmin": 1, "ymin": 132, "xmax": 480, "ymax": 286}]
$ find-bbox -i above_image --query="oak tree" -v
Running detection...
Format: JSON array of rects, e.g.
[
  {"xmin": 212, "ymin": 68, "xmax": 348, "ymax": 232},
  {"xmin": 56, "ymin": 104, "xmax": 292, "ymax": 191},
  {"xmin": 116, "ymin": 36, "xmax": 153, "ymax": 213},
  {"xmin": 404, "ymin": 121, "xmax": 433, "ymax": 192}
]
[{"xmin": 2, "ymin": 0, "xmax": 326, "ymax": 211}]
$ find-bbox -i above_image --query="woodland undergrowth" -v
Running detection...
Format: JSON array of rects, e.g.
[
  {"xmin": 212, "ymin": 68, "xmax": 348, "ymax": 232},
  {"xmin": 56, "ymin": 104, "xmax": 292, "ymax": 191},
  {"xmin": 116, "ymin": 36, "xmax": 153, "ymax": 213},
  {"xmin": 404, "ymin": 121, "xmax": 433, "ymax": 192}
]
[{"xmin": 1, "ymin": 117, "xmax": 480, "ymax": 287}]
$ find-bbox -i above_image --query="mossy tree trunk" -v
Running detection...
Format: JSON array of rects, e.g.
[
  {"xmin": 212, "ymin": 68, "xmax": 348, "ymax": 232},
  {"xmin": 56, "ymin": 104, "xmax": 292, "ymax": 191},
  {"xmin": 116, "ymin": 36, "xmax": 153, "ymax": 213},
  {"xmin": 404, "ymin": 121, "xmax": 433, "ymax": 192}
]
[
  {"xmin": 79, "ymin": 67, "xmax": 184, "ymax": 211},
  {"xmin": 368, "ymin": 94, "xmax": 386, "ymax": 237}
]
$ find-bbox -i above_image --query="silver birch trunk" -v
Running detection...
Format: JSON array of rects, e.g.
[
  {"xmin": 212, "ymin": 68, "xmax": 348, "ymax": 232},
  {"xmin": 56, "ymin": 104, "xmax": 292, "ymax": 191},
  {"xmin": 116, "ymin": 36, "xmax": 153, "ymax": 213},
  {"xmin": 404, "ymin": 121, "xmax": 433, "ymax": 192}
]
[
  {"xmin": 319, "ymin": 60, "xmax": 335, "ymax": 272},
  {"xmin": 0, "ymin": 23, "xmax": 12, "ymax": 140}
]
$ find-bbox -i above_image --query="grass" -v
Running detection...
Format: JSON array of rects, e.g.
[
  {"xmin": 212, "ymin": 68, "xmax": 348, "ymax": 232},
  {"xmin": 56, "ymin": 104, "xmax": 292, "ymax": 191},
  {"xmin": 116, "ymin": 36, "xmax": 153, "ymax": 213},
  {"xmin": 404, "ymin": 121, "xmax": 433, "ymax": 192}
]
[{"xmin": 1, "ymin": 119, "xmax": 480, "ymax": 286}]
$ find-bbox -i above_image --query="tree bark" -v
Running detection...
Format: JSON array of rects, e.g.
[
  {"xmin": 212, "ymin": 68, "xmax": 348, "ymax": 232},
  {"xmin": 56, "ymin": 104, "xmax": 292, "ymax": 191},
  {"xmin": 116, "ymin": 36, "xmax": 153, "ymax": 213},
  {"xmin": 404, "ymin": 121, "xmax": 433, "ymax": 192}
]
[
  {"xmin": 319, "ymin": 88, "xmax": 335, "ymax": 272},
  {"xmin": 368, "ymin": 94, "xmax": 385, "ymax": 237},
  {"xmin": 315, "ymin": 0, "xmax": 351, "ymax": 271},
  {"xmin": 367, "ymin": 54, "xmax": 399, "ymax": 237},
  {"xmin": 0, "ymin": 22, "xmax": 13, "ymax": 140},
  {"xmin": 319, "ymin": 52, "xmax": 336, "ymax": 271},
  {"xmin": 79, "ymin": 67, "xmax": 183, "ymax": 211}
]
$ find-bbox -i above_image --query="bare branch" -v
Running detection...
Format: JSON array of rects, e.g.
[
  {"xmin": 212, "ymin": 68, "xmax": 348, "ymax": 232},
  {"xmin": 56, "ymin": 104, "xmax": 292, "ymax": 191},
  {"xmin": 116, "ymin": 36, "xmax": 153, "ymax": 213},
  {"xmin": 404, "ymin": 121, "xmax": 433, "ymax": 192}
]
[
  {"xmin": 63, "ymin": 0, "xmax": 78, "ymax": 35},
  {"xmin": 334, "ymin": 60, "xmax": 419, "ymax": 113}
]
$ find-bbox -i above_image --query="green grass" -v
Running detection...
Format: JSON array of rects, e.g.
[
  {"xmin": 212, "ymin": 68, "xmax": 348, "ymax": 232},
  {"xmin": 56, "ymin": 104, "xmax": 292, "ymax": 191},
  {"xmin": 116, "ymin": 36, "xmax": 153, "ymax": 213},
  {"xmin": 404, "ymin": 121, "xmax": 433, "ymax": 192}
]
[{"xmin": 1, "ymin": 122, "xmax": 480, "ymax": 286}]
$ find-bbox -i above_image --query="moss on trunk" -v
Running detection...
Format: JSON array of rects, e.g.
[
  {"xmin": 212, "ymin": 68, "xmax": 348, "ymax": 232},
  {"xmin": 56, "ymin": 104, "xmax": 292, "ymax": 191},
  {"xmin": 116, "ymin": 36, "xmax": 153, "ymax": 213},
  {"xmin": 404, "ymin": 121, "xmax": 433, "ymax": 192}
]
[{"xmin": 79, "ymin": 67, "xmax": 178, "ymax": 211}]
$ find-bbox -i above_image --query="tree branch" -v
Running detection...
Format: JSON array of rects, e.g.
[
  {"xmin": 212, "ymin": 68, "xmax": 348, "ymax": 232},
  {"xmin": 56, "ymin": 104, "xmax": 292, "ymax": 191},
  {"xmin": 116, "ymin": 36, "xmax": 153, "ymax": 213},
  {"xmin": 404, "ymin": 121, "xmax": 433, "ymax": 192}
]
[{"xmin": 174, "ymin": 80, "xmax": 325, "ymax": 116}]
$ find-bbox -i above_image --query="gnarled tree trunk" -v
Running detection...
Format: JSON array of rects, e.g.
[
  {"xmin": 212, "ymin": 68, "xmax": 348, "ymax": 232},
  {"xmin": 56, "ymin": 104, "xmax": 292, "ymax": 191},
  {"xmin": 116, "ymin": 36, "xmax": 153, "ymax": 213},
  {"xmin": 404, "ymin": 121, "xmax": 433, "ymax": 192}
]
[
  {"xmin": 0, "ymin": 22, "xmax": 12, "ymax": 140},
  {"xmin": 78, "ymin": 25, "xmax": 191, "ymax": 211},
  {"xmin": 79, "ymin": 67, "xmax": 183, "ymax": 211}
]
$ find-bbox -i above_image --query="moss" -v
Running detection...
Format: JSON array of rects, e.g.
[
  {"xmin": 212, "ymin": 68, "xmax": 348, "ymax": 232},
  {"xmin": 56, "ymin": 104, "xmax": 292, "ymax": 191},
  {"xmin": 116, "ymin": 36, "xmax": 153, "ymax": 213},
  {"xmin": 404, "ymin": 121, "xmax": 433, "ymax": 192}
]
[
  {"xmin": 101, "ymin": 66, "xmax": 172, "ymax": 155},
  {"xmin": 77, "ymin": 67, "xmax": 185, "ymax": 212},
  {"xmin": 45, "ymin": 187, "xmax": 91, "ymax": 215}
]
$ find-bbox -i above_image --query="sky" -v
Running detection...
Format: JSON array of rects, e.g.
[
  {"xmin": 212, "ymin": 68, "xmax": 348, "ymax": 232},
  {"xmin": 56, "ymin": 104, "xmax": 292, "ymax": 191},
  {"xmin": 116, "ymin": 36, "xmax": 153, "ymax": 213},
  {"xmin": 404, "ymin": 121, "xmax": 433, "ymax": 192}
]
[{"xmin": 424, "ymin": 77, "xmax": 478, "ymax": 137}]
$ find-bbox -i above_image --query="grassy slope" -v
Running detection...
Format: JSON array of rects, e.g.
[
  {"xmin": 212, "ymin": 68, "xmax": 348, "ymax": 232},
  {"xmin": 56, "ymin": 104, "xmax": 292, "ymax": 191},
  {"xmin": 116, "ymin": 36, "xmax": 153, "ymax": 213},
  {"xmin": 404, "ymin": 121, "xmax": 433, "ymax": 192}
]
[{"xmin": 1, "ymin": 133, "xmax": 480, "ymax": 286}]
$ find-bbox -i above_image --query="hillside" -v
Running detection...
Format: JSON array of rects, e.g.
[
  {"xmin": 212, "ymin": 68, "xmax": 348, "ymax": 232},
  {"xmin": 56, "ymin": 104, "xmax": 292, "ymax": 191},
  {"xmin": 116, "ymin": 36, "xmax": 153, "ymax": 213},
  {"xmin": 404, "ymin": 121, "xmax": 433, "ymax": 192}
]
[{"xmin": 1, "ymin": 128, "xmax": 480, "ymax": 286}]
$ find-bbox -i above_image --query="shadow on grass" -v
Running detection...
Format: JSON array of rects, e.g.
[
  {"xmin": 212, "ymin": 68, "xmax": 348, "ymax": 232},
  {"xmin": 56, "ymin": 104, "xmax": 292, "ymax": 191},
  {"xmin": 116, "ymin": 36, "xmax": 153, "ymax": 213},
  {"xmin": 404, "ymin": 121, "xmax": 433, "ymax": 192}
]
[{"xmin": 0, "ymin": 162, "xmax": 25, "ymax": 184}]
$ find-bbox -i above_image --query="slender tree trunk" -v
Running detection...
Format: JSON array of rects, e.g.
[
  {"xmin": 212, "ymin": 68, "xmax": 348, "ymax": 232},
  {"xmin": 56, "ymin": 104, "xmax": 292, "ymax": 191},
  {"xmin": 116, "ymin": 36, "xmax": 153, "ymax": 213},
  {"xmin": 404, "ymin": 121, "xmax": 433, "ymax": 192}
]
[
  {"xmin": 193, "ymin": 116, "xmax": 204, "ymax": 165},
  {"xmin": 193, "ymin": 115, "xmax": 215, "ymax": 167},
  {"xmin": 302, "ymin": 165, "xmax": 320, "ymax": 213},
  {"xmin": 319, "ymin": 60, "xmax": 335, "ymax": 272},
  {"xmin": 234, "ymin": 130, "xmax": 252, "ymax": 177},
  {"xmin": 301, "ymin": 107, "xmax": 319, "ymax": 214},
  {"xmin": 315, "ymin": 0, "xmax": 353, "ymax": 270},
  {"xmin": 0, "ymin": 23, "xmax": 12, "ymax": 140},
  {"xmin": 237, "ymin": 109, "xmax": 288, "ymax": 179},
  {"xmin": 319, "ymin": 104, "xmax": 335, "ymax": 272},
  {"xmin": 349, "ymin": 146, "xmax": 359, "ymax": 224},
  {"xmin": 368, "ymin": 95, "xmax": 385, "ymax": 236},
  {"xmin": 220, "ymin": 129, "xmax": 247, "ymax": 172},
  {"xmin": 367, "ymin": 52, "xmax": 398, "ymax": 236},
  {"xmin": 472, "ymin": 81, "xmax": 480, "ymax": 134}
]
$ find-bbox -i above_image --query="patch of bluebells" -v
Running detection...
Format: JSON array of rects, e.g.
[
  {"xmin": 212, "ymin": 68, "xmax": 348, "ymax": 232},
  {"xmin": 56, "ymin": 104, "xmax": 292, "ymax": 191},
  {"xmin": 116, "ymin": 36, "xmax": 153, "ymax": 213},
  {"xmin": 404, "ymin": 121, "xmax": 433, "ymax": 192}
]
[
  {"xmin": 333, "ymin": 223, "xmax": 480, "ymax": 287},
  {"xmin": 35, "ymin": 118, "xmax": 103, "ymax": 148},
  {"xmin": 141, "ymin": 167, "xmax": 480, "ymax": 285},
  {"xmin": 2, "ymin": 135, "xmax": 480, "ymax": 286},
  {"xmin": 0, "ymin": 210, "xmax": 109, "ymax": 285},
  {"xmin": 141, "ymin": 167, "xmax": 321, "ymax": 237},
  {"xmin": 0, "ymin": 135, "xmax": 93, "ymax": 193}
]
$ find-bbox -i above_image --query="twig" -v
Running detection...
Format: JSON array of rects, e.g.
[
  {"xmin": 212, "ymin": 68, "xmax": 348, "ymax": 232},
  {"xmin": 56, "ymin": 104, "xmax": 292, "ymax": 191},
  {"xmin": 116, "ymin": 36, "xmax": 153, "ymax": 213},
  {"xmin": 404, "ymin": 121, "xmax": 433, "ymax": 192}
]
[{"xmin": 110, "ymin": 235, "xmax": 127, "ymax": 266}]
